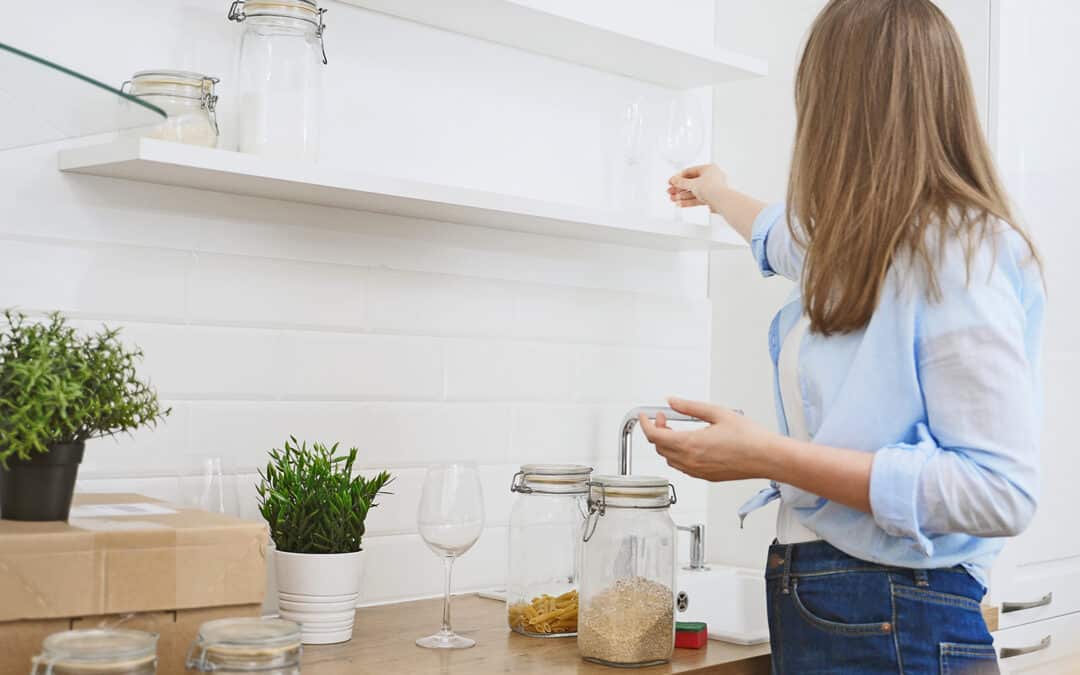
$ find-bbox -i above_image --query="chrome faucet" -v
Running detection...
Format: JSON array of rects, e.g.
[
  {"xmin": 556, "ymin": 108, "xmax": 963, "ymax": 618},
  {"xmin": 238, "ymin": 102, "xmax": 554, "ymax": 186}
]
[{"xmin": 618, "ymin": 405, "xmax": 700, "ymax": 475}]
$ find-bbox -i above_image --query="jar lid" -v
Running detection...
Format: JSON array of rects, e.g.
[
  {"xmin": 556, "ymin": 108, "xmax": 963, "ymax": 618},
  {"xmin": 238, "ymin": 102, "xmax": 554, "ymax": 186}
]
[
  {"xmin": 195, "ymin": 618, "xmax": 301, "ymax": 653},
  {"xmin": 231, "ymin": 0, "xmax": 323, "ymax": 20},
  {"xmin": 130, "ymin": 70, "xmax": 218, "ymax": 88},
  {"xmin": 512, "ymin": 464, "xmax": 592, "ymax": 494},
  {"xmin": 520, "ymin": 464, "xmax": 592, "ymax": 477},
  {"xmin": 37, "ymin": 629, "xmax": 158, "ymax": 668},
  {"xmin": 590, "ymin": 474, "xmax": 670, "ymax": 494}
]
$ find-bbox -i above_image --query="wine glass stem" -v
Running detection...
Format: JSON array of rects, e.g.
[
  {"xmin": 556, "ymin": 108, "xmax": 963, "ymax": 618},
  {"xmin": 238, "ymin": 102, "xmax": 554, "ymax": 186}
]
[{"xmin": 441, "ymin": 556, "xmax": 455, "ymax": 634}]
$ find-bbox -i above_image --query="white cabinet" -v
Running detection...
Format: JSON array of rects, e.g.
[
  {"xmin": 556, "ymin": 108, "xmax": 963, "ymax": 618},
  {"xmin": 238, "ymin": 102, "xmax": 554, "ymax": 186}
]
[
  {"xmin": 989, "ymin": 0, "xmax": 1080, "ymax": 641},
  {"xmin": 995, "ymin": 612, "xmax": 1080, "ymax": 674}
]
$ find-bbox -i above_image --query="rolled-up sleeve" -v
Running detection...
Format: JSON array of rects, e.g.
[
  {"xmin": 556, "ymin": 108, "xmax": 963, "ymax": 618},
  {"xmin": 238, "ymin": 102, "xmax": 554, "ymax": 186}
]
[
  {"xmin": 750, "ymin": 203, "xmax": 804, "ymax": 281},
  {"xmin": 869, "ymin": 238, "xmax": 1042, "ymax": 556}
]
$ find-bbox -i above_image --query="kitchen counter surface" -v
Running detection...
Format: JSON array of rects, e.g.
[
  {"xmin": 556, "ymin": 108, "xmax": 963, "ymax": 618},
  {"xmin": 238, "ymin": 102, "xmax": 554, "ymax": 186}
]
[{"xmin": 303, "ymin": 594, "xmax": 771, "ymax": 675}]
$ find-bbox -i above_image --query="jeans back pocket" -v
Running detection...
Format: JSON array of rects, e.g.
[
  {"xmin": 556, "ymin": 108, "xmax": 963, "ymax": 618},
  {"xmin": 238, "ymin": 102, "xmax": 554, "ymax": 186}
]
[{"xmin": 940, "ymin": 642, "xmax": 1000, "ymax": 674}]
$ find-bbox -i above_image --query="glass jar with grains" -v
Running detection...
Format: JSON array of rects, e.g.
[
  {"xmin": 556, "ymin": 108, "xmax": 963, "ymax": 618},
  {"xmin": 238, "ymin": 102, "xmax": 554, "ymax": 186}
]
[
  {"xmin": 578, "ymin": 474, "xmax": 677, "ymax": 668},
  {"xmin": 124, "ymin": 70, "xmax": 219, "ymax": 147},
  {"xmin": 507, "ymin": 464, "xmax": 592, "ymax": 637},
  {"xmin": 185, "ymin": 617, "xmax": 301, "ymax": 675},
  {"xmin": 31, "ymin": 629, "xmax": 158, "ymax": 675}
]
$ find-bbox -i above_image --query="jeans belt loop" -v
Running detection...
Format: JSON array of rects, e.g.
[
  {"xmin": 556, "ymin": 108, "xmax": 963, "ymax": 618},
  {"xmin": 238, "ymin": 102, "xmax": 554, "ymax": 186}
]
[
  {"xmin": 781, "ymin": 544, "xmax": 794, "ymax": 594},
  {"xmin": 913, "ymin": 569, "xmax": 930, "ymax": 588}
]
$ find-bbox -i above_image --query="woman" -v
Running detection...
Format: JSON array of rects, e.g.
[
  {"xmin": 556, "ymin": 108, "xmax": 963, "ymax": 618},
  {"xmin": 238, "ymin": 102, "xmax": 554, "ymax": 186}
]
[{"xmin": 643, "ymin": 1, "xmax": 1043, "ymax": 673}]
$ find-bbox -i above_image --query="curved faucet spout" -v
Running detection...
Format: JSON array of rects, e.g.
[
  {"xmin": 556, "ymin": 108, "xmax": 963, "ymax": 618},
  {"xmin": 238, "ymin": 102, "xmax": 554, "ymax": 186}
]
[{"xmin": 618, "ymin": 406, "xmax": 700, "ymax": 475}]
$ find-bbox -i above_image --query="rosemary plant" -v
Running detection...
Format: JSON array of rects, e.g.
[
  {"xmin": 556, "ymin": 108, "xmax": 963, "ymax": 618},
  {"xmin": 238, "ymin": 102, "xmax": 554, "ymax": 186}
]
[{"xmin": 0, "ymin": 310, "xmax": 170, "ymax": 468}]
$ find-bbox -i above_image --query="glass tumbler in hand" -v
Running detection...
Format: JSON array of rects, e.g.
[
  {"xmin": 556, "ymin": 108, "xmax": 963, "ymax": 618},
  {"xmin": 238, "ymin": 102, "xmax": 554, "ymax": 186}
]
[{"xmin": 416, "ymin": 463, "xmax": 485, "ymax": 649}]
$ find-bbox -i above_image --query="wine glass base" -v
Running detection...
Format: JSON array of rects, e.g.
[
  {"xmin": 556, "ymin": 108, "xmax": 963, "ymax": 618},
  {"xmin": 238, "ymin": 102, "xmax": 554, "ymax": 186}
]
[{"xmin": 416, "ymin": 631, "xmax": 476, "ymax": 649}]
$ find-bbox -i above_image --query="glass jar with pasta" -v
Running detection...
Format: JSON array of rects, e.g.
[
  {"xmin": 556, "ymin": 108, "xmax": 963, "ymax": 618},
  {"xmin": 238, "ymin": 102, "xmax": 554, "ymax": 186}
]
[{"xmin": 506, "ymin": 464, "xmax": 592, "ymax": 638}]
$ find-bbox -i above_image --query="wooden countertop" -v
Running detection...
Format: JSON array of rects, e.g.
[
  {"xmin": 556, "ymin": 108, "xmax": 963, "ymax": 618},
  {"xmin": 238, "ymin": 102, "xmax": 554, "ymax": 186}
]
[{"xmin": 303, "ymin": 594, "xmax": 771, "ymax": 675}]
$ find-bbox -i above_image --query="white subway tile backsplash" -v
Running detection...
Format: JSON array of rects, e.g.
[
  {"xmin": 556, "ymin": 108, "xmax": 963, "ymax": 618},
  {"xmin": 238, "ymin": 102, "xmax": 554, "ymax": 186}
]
[
  {"xmin": 279, "ymin": 332, "xmax": 444, "ymax": 400},
  {"xmin": 631, "ymin": 347, "xmax": 710, "ymax": 403},
  {"xmin": 82, "ymin": 401, "xmax": 189, "ymax": 474},
  {"xmin": 359, "ymin": 528, "xmax": 508, "ymax": 605},
  {"xmin": 187, "ymin": 401, "xmax": 513, "ymax": 471},
  {"xmin": 513, "ymin": 285, "xmax": 634, "ymax": 344},
  {"xmin": 510, "ymin": 405, "xmax": 609, "ymax": 463},
  {"xmin": 366, "ymin": 269, "xmax": 516, "ymax": 337},
  {"xmin": 188, "ymin": 253, "xmax": 367, "ymax": 330},
  {"xmin": 571, "ymin": 346, "xmax": 635, "ymax": 403},
  {"xmin": 634, "ymin": 296, "xmax": 711, "ymax": 349},
  {"xmin": 0, "ymin": 239, "xmax": 188, "ymax": 320},
  {"xmin": 444, "ymin": 340, "xmax": 574, "ymax": 401}
]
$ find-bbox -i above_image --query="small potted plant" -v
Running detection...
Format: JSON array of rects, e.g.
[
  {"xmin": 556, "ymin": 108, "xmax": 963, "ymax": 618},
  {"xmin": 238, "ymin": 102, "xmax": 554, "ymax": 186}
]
[
  {"xmin": 0, "ymin": 311, "xmax": 169, "ymax": 521},
  {"xmin": 257, "ymin": 437, "xmax": 392, "ymax": 645}
]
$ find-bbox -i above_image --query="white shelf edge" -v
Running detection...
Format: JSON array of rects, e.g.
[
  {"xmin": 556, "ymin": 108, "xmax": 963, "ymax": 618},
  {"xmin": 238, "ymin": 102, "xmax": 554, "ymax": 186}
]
[
  {"xmin": 334, "ymin": 0, "xmax": 768, "ymax": 88},
  {"xmin": 58, "ymin": 138, "xmax": 745, "ymax": 251}
]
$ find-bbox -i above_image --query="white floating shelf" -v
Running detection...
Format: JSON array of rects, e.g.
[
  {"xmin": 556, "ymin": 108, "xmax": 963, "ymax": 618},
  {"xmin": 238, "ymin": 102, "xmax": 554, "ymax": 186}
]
[
  {"xmin": 59, "ymin": 139, "xmax": 743, "ymax": 251},
  {"xmin": 336, "ymin": 0, "xmax": 767, "ymax": 88}
]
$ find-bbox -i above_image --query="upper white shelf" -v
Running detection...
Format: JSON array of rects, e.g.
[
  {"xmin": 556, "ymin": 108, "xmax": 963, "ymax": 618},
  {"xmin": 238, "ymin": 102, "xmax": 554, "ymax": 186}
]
[
  {"xmin": 337, "ymin": 0, "xmax": 767, "ymax": 88},
  {"xmin": 58, "ymin": 139, "xmax": 743, "ymax": 251}
]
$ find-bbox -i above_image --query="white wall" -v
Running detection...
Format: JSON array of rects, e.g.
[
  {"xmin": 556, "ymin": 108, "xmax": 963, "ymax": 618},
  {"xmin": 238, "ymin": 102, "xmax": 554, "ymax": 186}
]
[
  {"xmin": 705, "ymin": 0, "xmax": 993, "ymax": 570},
  {"xmin": 0, "ymin": 0, "xmax": 723, "ymax": 605}
]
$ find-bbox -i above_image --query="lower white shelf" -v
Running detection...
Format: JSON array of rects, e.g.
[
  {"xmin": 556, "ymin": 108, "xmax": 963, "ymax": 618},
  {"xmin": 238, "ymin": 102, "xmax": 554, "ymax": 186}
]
[{"xmin": 58, "ymin": 138, "xmax": 744, "ymax": 251}]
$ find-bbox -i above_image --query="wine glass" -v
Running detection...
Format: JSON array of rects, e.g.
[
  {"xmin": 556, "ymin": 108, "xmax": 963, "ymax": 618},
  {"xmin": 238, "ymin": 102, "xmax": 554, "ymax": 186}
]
[
  {"xmin": 660, "ymin": 96, "xmax": 706, "ymax": 219},
  {"xmin": 416, "ymin": 463, "xmax": 485, "ymax": 649},
  {"xmin": 612, "ymin": 99, "xmax": 650, "ymax": 212}
]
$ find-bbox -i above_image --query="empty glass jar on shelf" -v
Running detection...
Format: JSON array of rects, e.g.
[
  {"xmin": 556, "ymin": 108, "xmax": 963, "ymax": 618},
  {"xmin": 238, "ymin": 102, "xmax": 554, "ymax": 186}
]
[
  {"xmin": 185, "ymin": 617, "xmax": 301, "ymax": 675},
  {"xmin": 31, "ymin": 629, "xmax": 158, "ymax": 675},
  {"xmin": 578, "ymin": 474, "xmax": 677, "ymax": 668},
  {"xmin": 506, "ymin": 464, "xmax": 592, "ymax": 637},
  {"xmin": 124, "ymin": 70, "xmax": 219, "ymax": 147},
  {"xmin": 228, "ymin": 0, "xmax": 327, "ymax": 161}
]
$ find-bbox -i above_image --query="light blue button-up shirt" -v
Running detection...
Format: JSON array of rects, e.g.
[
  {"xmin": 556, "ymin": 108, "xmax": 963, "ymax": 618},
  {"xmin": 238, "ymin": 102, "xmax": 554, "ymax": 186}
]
[{"xmin": 737, "ymin": 204, "xmax": 1044, "ymax": 588}]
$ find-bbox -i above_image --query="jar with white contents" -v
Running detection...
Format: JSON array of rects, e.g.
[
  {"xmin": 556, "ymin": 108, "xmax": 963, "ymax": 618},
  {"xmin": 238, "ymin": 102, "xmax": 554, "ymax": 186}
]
[
  {"xmin": 31, "ymin": 629, "xmax": 158, "ymax": 675},
  {"xmin": 228, "ymin": 0, "xmax": 327, "ymax": 160},
  {"xmin": 124, "ymin": 70, "xmax": 219, "ymax": 147},
  {"xmin": 185, "ymin": 617, "xmax": 301, "ymax": 675}
]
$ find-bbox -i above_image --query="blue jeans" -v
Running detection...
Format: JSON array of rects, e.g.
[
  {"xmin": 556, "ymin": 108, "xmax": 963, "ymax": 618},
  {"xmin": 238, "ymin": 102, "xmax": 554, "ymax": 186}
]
[{"xmin": 765, "ymin": 540, "xmax": 999, "ymax": 674}]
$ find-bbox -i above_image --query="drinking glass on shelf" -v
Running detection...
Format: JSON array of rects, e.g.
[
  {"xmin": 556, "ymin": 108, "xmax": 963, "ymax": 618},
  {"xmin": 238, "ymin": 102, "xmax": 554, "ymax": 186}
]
[
  {"xmin": 176, "ymin": 455, "xmax": 228, "ymax": 514},
  {"xmin": 416, "ymin": 463, "xmax": 485, "ymax": 649},
  {"xmin": 660, "ymin": 96, "xmax": 706, "ymax": 219},
  {"xmin": 612, "ymin": 99, "xmax": 650, "ymax": 213}
]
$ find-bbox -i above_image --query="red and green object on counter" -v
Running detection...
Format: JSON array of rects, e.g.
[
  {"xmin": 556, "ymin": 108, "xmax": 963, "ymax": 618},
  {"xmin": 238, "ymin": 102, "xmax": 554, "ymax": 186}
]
[{"xmin": 675, "ymin": 622, "xmax": 708, "ymax": 649}]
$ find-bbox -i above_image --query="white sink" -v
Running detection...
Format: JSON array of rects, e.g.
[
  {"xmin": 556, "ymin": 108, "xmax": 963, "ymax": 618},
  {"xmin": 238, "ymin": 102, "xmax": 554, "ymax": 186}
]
[{"xmin": 676, "ymin": 565, "xmax": 770, "ymax": 645}]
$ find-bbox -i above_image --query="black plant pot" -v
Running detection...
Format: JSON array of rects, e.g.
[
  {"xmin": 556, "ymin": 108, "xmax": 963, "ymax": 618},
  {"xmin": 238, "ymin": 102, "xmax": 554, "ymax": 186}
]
[{"xmin": 0, "ymin": 441, "xmax": 85, "ymax": 521}]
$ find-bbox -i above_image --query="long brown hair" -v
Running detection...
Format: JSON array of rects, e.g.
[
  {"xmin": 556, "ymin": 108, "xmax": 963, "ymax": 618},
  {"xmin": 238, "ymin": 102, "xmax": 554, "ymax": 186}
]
[{"xmin": 789, "ymin": 0, "xmax": 1038, "ymax": 335}]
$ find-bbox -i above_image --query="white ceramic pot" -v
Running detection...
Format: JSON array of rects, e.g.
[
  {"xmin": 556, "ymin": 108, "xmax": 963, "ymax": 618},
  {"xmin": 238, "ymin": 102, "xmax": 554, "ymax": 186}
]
[{"xmin": 274, "ymin": 549, "xmax": 364, "ymax": 644}]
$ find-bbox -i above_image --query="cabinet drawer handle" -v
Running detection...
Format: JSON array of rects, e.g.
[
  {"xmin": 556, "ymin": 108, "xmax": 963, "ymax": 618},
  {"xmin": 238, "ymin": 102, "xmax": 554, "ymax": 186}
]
[
  {"xmin": 1000, "ymin": 635, "xmax": 1051, "ymax": 659},
  {"xmin": 1002, "ymin": 592, "xmax": 1053, "ymax": 613}
]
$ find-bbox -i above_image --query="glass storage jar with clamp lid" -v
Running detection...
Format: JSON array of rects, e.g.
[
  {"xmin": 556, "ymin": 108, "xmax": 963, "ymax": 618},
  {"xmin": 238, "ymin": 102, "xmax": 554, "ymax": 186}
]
[
  {"xmin": 578, "ymin": 474, "xmax": 677, "ymax": 668},
  {"xmin": 185, "ymin": 618, "xmax": 301, "ymax": 675},
  {"xmin": 227, "ymin": 0, "xmax": 327, "ymax": 160},
  {"xmin": 124, "ymin": 70, "xmax": 219, "ymax": 147},
  {"xmin": 32, "ymin": 629, "xmax": 158, "ymax": 675},
  {"xmin": 507, "ymin": 464, "xmax": 592, "ymax": 637}
]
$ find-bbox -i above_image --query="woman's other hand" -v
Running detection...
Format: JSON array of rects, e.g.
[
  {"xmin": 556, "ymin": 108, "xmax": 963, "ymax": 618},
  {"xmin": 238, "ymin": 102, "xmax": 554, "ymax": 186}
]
[
  {"xmin": 667, "ymin": 164, "xmax": 728, "ymax": 211},
  {"xmin": 639, "ymin": 396, "xmax": 776, "ymax": 482}
]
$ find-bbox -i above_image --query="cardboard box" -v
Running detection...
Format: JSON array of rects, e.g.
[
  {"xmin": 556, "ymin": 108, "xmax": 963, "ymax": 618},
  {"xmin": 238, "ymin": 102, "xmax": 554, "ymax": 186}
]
[
  {"xmin": 0, "ymin": 493, "xmax": 268, "ymax": 621},
  {"xmin": 0, "ymin": 493, "xmax": 268, "ymax": 673},
  {"xmin": 1, "ymin": 604, "xmax": 262, "ymax": 675}
]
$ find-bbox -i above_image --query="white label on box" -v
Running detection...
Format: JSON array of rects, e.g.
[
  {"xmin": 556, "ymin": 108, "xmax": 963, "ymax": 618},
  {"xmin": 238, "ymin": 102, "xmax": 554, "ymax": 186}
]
[
  {"xmin": 69, "ymin": 518, "xmax": 171, "ymax": 531},
  {"xmin": 69, "ymin": 502, "xmax": 178, "ymax": 518}
]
